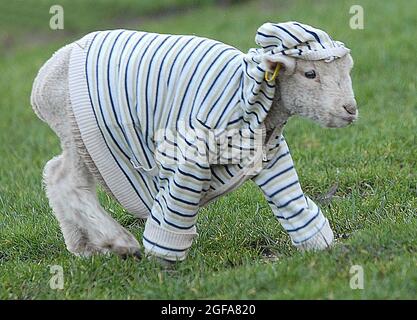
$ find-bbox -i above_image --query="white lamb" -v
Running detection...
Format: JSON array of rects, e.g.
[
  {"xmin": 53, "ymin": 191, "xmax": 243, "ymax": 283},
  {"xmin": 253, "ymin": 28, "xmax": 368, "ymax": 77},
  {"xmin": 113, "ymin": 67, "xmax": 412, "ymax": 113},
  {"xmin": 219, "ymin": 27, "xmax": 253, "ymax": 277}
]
[{"xmin": 30, "ymin": 21, "xmax": 357, "ymax": 264}]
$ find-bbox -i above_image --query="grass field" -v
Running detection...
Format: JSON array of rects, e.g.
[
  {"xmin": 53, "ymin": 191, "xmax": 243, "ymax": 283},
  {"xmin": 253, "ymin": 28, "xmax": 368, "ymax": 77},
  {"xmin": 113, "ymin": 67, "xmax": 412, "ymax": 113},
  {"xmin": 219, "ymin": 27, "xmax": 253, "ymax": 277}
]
[{"xmin": 0, "ymin": 0, "xmax": 416, "ymax": 299}]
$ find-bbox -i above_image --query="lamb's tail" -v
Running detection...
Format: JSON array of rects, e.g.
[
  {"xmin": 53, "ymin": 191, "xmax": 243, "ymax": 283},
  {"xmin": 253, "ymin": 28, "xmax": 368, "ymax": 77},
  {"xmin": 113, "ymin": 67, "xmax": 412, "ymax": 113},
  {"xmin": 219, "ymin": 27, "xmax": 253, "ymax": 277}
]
[
  {"xmin": 30, "ymin": 43, "xmax": 73, "ymax": 122},
  {"xmin": 30, "ymin": 65, "xmax": 48, "ymax": 122}
]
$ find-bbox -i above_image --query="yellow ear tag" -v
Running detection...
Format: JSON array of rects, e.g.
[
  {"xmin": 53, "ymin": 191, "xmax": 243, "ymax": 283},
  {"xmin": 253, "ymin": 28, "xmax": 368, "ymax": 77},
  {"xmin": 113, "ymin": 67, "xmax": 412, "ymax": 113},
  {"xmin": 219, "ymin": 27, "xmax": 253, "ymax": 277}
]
[{"xmin": 264, "ymin": 64, "xmax": 281, "ymax": 82}]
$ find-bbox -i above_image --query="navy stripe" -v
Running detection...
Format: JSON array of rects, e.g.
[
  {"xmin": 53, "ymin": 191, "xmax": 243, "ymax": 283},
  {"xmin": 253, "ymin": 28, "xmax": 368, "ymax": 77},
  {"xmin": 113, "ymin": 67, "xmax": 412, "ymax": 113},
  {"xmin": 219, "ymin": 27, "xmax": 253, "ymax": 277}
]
[
  {"xmin": 244, "ymin": 110, "xmax": 261, "ymax": 125},
  {"xmin": 154, "ymin": 198, "xmax": 196, "ymax": 230},
  {"xmin": 112, "ymin": 31, "xmax": 139, "ymax": 156},
  {"xmin": 159, "ymin": 151, "xmax": 179, "ymax": 163},
  {"xmin": 178, "ymin": 167, "xmax": 211, "ymax": 182},
  {"xmin": 165, "ymin": 38, "xmax": 208, "ymax": 128},
  {"xmin": 160, "ymin": 153, "xmax": 209, "ymax": 172},
  {"xmin": 190, "ymin": 52, "xmax": 239, "ymax": 113},
  {"xmin": 159, "ymin": 181, "xmax": 200, "ymax": 206},
  {"xmin": 162, "ymin": 134, "xmax": 207, "ymax": 158},
  {"xmin": 213, "ymin": 88, "xmax": 240, "ymax": 128},
  {"xmin": 227, "ymin": 116, "xmax": 243, "ymax": 126},
  {"xmin": 292, "ymin": 218, "xmax": 326, "ymax": 244},
  {"xmin": 227, "ymin": 143, "xmax": 255, "ymax": 151},
  {"xmin": 123, "ymin": 33, "xmax": 155, "ymax": 169},
  {"xmin": 106, "ymin": 30, "xmax": 130, "ymax": 155},
  {"xmin": 143, "ymin": 236, "xmax": 190, "ymax": 252},
  {"xmin": 144, "ymin": 35, "xmax": 171, "ymax": 142},
  {"xmin": 176, "ymin": 43, "xmax": 228, "ymax": 128},
  {"xmin": 293, "ymin": 23, "xmax": 325, "ymax": 49},
  {"xmin": 256, "ymin": 65, "xmax": 266, "ymax": 73},
  {"xmin": 256, "ymin": 31, "xmax": 289, "ymax": 49},
  {"xmin": 259, "ymin": 165, "xmax": 294, "ymax": 188},
  {"xmin": 262, "ymin": 44, "xmax": 277, "ymax": 50},
  {"xmin": 211, "ymin": 169, "xmax": 225, "ymax": 184},
  {"xmin": 246, "ymin": 97, "xmax": 269, "ymax": 114},
  {"xmin": 273, "ymin": 25, "xmax": 302, "ymax": 44},
  {"xmin": 166, "ymin": 36, "xmax": 196, "ymax": 86},
  {"xmin": 266, "ymin": 150, "xmax": 290, "ymax": 169},
  {"xmin": 157, "ymin": 198, "xmax": 198, "ymax": 219},
  {"xmin": 250, "ymin": 84, "xmax": 274, "ymax": 101},
  {"xmin": 149, "ymin": 211, "xmax": 161, "ymax": 225},
  {"xmin": 163, "ymin": 219, "xmax": 195, "ymax": 230},
  {"xmin": 286, "ymin": 207, "xmax": 305, "ymax": 219},
  {"xmin": 159, "ymin": 174, "xmax": 210, "ymax": 194},
  {"xmin": 117, "ymin": 31, "xmax": 136, "ymax": 71},
  {"xmin": 133, "ymin": 34, "xmax": 159, "ymax": 114},
  {"xmin": 159, "ymin": 164, "xmax": 176, "ymax": 176},
  {"xmin": 269, "ymin": 180, "xmax": 299, "ymax": 198},
  {"xmin": 123, "ymin": 32, "xmax": 149, "ymax": 122},
  {"xmin": 224, "ymin": 165, "xmax": 235, "ymax": 178},
  {"xmin": 242, "ymin": 118, "xmax": 255, "ymax": 134},
  {"xmin": 196, "ymin": 118, "xmax": 212, "ymax": 130},
  {"xmin": 193, "ymin": 56, "xmax": 240, "ymax": 127},
  {"xmin": 243, "ymin": 60, "xmax": 263, "ymax": 85},
  {"xmin": 156, "ymin": 194, "xmax": 198, "ymax": 218},
  {"xmin": 272, "ymin": 206, "xmax": 305, "ymax": 220},
  {"xmin": 163, "ymin": 217, "xmax": 194, "ymax": 229},
  {"xmin": 173, "ymin": 177, "xmax": 210, "ymax": 193},
  {"xmin": 287, "ymin": 207, "xmax": 320, "ymax": 233},
  {"xmin": 276, "ymin": 194, "xmax": 304, "ymax": 209},
  {"xmin": 153, "ymin": 36, "xmax": 183, "ymax": 118}
]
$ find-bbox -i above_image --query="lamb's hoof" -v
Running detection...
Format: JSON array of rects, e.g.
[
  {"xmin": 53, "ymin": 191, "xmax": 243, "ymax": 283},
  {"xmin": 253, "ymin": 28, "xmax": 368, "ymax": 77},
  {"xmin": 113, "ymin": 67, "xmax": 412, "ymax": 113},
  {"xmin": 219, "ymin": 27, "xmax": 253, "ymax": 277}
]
[
  {"xmin": 147, "ymin": 255, "xmax": 177, "ymax": 269},
  {"xmin": 120, "ymin": 249, "xmax": 142, "ymax": 260},
  {"xmin": 71, "ymin": 245, "xmax": 142, "ymax": 260},
  {"xmin": 69, "ymin": 238, "xmax": 142, "ymax": 260}
]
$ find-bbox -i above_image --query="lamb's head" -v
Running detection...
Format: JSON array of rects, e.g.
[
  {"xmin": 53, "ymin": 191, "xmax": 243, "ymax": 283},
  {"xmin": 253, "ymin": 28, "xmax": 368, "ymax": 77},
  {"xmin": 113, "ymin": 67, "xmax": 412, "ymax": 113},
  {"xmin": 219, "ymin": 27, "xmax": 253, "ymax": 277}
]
[{"xmin": 269, "ymin": 54, "xmax": 357, "ymax": 128}]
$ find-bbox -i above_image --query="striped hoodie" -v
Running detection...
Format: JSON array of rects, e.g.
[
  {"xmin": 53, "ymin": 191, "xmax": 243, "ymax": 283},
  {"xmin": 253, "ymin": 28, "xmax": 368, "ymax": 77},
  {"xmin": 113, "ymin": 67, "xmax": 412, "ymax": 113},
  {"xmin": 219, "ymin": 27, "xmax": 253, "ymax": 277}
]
[{"xmin": 68, "ymin": 22, "xmax": 347, "ymax": 261}]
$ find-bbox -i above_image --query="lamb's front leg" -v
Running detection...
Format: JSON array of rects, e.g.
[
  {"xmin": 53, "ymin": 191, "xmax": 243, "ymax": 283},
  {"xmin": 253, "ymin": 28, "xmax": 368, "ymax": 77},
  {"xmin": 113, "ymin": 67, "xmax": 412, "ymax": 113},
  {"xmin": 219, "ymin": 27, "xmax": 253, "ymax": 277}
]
[
  {"xmin": 252, "ymin": 135, "xmax": 334, "ymax": 250},
  {"xmin": 142, "ymin": 158, "xmax": 211, "ymax": 262},
  {"xmin": 43, "ymin": 149, "xmax": 141, "ymax": 258}
]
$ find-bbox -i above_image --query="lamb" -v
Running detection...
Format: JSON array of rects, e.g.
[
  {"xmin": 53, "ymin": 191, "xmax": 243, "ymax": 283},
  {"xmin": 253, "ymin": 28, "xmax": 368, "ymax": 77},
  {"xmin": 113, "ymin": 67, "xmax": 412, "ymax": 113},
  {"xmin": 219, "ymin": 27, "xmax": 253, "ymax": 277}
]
[{"xmin": 30, "ymin": 21, "xmax": 357, "ymax": 264}]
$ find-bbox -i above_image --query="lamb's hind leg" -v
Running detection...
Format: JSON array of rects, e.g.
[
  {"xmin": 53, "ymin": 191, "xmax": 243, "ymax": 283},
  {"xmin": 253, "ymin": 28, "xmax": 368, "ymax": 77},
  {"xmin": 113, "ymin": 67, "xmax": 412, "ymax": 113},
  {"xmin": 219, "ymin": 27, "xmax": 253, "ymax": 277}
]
[
  {"xmin": 43, "ymin": 147, "xmax": 141, "ymax": 258},
  {"xmin": 33, "ymin": 44, "xmax": 141, "ymax": 258}
]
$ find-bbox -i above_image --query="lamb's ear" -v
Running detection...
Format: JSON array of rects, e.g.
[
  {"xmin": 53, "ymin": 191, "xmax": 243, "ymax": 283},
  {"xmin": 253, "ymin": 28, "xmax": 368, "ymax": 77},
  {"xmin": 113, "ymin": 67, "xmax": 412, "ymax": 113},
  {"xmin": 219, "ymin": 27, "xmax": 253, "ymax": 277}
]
[{"xmin": 264, "ymin": 54, "xmax": 296, "ymax": 75}]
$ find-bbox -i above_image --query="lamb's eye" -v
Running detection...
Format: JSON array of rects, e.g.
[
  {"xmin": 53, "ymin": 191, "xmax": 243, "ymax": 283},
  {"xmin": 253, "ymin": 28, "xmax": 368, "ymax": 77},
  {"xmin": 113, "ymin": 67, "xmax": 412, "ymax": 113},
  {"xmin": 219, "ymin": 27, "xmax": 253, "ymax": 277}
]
[{"xmin": 304, "ymin": 70, "xmax": 316, "ymax": 79}]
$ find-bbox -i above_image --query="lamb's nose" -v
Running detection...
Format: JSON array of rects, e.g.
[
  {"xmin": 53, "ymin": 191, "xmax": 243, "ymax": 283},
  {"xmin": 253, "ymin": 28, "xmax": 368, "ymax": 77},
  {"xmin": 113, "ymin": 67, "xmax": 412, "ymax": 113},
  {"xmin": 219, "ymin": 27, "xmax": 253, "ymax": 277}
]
[{"xmin": 343, "ymin": 104, "xmax": 357, "ymax": 115}]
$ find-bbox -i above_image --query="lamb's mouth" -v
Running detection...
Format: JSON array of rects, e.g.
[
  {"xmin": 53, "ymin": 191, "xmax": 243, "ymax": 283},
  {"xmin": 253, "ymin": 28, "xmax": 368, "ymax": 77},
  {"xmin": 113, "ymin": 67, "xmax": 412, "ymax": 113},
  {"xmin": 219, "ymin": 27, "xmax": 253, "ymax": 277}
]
[
  {"xmin": 331, "ymin": 113, "xmax": 358, "ymax": 124},
  {"xmin": 325, "ymin": 114, "xmax": 358, "ymax": 128}
]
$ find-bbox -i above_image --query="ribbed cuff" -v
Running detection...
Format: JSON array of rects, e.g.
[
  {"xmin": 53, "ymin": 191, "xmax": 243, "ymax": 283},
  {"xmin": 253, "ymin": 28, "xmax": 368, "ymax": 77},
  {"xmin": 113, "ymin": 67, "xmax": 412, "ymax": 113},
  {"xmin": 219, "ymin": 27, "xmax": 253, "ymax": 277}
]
[
  {"xmin": 293, "ymin": 218, "xmax": 334, "ymax": 251},
  {"xmin": 143, "ymin": 219, "xmax": 197, "ymax": 261}
]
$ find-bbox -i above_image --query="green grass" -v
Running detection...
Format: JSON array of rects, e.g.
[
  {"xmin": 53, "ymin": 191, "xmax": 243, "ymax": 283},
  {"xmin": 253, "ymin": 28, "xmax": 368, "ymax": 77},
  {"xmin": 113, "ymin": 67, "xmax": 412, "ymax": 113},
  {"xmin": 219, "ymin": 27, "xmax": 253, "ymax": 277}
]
[
  {"xmin": 0, "ymin": 0, "xmax": 416, "ymax": 299},
  {"xmin": 0, "ymin": 0, "xmax": 219, "ymax": 33}
]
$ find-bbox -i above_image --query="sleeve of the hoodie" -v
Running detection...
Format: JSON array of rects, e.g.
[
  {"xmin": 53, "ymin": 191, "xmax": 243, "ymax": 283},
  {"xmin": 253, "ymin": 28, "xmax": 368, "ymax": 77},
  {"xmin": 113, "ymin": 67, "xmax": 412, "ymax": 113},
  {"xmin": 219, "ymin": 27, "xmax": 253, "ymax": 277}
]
[
  {"xmin": 142, "ymin": 156, "xmax": 211, "ymax": 262},
  {"xmin": 252, "ymin": 135, "xmax": 334, "ymax": 250}
]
